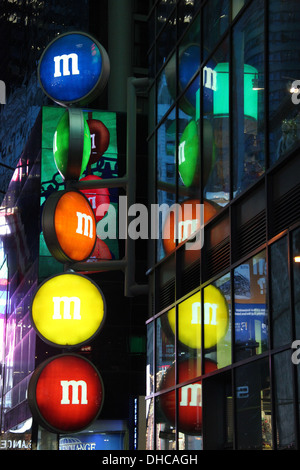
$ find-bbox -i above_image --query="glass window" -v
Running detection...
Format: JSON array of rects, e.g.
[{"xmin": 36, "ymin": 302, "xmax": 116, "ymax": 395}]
[
  {"xmin": 177, "ymin": 0, "xmax": 201, "ymax": 40},
  {"xmin": 292, "ymin": 227, "xmax": 300, "ymax": 338},
  {"xmin": 157, "ymin": 11, "xmax": 177, "ymax": 73},
  {"xmin": 269, "ymin": 0, "xmax": 300, "ymax": 166},
  {"xmin": 235, "ymin": 357, "xmax": 272, "ymax": 450},
  {"xmin": 203, "ymin": 0, "xmax": 229, "ymax": 61},
  {"xmin": 178, "ymin": 15, "xmax": 200, "ymax": 99},
  {"xmin": 232, "ymin": 0, "xmax": 265, "ymax": 196},
  {"xmin": 202, "ymin": 370, "xmax": 233, "ymax": 449},
  {"xmin": 156, "ymin": 312, "xmax": 175, "ymax": 391},
  {"xmin": 178, "ymin": 76, "xmax": 201, "ymax": 205},
  {"xmin": 232, "ymin": 0, "xmax": 250, "ymax": 19},
  {"xmin": 178, "ymin": 380, "xmax": 203, "ymax": 449},
  {"xmin": 176, "ymin": 292, "xmax": 202, "ymax": 376},
  {"xmin": 157, "ymin": 63, "xmax": 176, "ymax": 123},
  {"xmin": 204, "ymin": 273, "xmax": 231, "ymax": 370},
  {"xmin": 147, "ymin": 322, "xmax": 154, "ymax": 396},
  {"xmin": 156, "ymin": 110, "xmax": 177, "ymax": 261},
  {"xmin": 146, "ymin": 397, "xmax": 154, "ymax": 450},
  {"xmin": 234, "ymin": 250, "xmax": 268, "ymax": 361},
  {"xmin": 156, "ymin": 392, "xmax": 176, "ymax": 450},
  {"xmin": 203, "ymin": 38, "xmax": 230, "ymax": 209},
  {"xmin": 274, "ymin": 351, "xmax": 296, "ymax": 449},
  {"xmin": 270, "ymin": 236, "xmax": 291, "ymax": 348}
]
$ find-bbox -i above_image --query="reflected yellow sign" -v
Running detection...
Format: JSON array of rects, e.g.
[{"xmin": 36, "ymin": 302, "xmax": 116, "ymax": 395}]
[
  {"xmin": 168, "ymin": 286, "xmax": 229, "ymax": 350},
  {"xmin": 31, "ymin": 272, "xmax": 106, "ymax": 348}
]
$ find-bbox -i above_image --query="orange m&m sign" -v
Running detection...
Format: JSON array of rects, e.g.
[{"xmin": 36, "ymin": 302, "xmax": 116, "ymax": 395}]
[{"xmin": 42, "ymin": 189, "xmax": 97, "ymax": 263}]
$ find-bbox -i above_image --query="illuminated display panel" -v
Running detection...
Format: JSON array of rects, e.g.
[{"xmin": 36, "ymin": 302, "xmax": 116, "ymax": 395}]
[
  {"xmin": 38, "ymin": 32, "xmax": 110, "ymax": 106},
  {"xmin": 40, "ymin": 106, "xmax": 119, "ymax": 278},
  {"xmin": 28, "ymin": 354, "xmax": 104, "ymax": 433},
  {"xmin": 30, "ymin": 272, "xmax": 106, "ymax": 348}
]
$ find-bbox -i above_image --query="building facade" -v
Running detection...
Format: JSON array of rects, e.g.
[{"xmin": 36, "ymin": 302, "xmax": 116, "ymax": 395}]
[{"xmin": 145, "ymin": 0, "xmax": 300, "ymax": 450}]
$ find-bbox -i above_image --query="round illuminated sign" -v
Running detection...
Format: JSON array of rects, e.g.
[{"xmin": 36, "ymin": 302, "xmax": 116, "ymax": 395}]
[
  {"xmin": 79, "ymin": 175, "xmax": 110, "ymax": 222},
  {"xmin": 28, "ymin": 354, "xmax": 104, "ymax": 433},
  {"xmin": 42, "ymin": 189, "xmax": 97, "ymax": 263},
  {"xmin": 38, "ymin": 31, "xmax": 110, "ymax": 106},
  {"xmin": 53, "ymin": 109, "xmax": 91, "ymax": 181},
  {"xmin": 30, "ymin": 272, "xmax": 106, "ymax": 348},
  {"xmin": 167, "ymin": 287, "xmax": 229, "ymax": 350},
  {"xmin": 159, "ymin": 358, "xmax": 217, "ymax": 434}
]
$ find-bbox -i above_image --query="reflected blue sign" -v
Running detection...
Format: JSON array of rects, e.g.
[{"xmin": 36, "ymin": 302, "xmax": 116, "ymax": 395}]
[{"xmin": 38, "ymin": 32, "xmax": 110, "ymax": 106}]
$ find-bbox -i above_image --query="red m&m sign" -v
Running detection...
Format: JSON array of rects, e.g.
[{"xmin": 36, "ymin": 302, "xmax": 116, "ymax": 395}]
[{"xmin": 28, "ymin": 354, "xmax": 104, "ymax": 433}]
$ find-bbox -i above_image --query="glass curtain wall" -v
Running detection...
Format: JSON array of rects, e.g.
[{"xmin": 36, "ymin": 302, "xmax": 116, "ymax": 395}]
[{"xmin": 146, "ymin": 0, "xmax": 300, "ymax": 450}]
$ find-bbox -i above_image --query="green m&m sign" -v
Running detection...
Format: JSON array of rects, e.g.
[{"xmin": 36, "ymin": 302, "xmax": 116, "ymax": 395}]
[{"xmin": 53, "ymin": 108, "xmax": 91, "ymax": 181}]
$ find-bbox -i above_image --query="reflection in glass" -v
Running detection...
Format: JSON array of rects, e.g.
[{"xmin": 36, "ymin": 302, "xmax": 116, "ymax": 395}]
[
  {"xmin": 269, "ymin": 0, "xmax": 300, "ymax": 166},
  {"xmin": 232, "ymin": 0, "xmax": 265, "ymax": 196},
  {"xmin": 156, "ymin": 11, "xmax": 176, "ymax": 73},
  {"xmin": 156, "ymin": 110, "xmax": 176, "ymax": 261},
  {"xmin": 146, "ymin": 398, "xmax": 154, "ymax": 450},
  {"xmin": 235, "ymin": 358, "xmax": 272, "ymax": 450},
  {"xmin": 146, "ymin": 322, "xmax": 154, "ymax": 396},
  {"xmin": 178, "ymin": 76, "xmax": 200, "ymax": 198},
  {"xmin": 156, "ymin": 313, "xmax": 175, "ymax": 391},
  {"xmin": 157, "ymin": 64, "xmax": 176, "ymax": 124},
  {"xmin": 203, "ymin": 0, "xmax": 229, "ymax": 60},
  {"xmin": 270, "ymin": 236, "xmax": 291, "ymax": 348},
  {"xmin": 156, "ymin": 392, "xmax": 176, "ymax": 450},
  {"xmin": 293, "ymin": 228, "xmax": 300, "ymax": 339},
  {"xmin": 234, "ymin": 250, "xmax": 268, "ymax": 361},
  {"xmin": 204, "ymin": 39, "xmax": 230, "ymax": 209},
  {"xmin": 274, "ymin": 351, "xmax": 296, "ymax": 449},
  {"xmin": 204, "ymin": 273, "xmax": 231, "ymax": 370}
]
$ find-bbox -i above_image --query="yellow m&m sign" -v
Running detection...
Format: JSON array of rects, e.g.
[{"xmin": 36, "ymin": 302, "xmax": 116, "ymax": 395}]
[{"xmin": 30, "ymin": 272, "xmax": 106, "ymax": 348}]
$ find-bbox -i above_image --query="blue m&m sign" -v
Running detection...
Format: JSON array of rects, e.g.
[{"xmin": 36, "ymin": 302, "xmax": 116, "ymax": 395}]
[{"xmin": 38, "ymin": 31, "xmax": 110, "ymax": 106}]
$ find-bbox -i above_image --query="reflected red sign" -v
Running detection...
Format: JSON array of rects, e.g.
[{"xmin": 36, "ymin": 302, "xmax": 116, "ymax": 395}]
[
  {"xmin": 28, "ymin": 354, "xmax": 104, "ymax": 433},
  {"xmin": 159, "ymin": 358, "xmax": 217, "ymax": 434}
]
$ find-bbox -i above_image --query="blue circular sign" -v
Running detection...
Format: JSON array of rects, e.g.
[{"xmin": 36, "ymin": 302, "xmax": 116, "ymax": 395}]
[{"xmin": 38, "ymin": 32, "xmax": 110, "ymax": 106}]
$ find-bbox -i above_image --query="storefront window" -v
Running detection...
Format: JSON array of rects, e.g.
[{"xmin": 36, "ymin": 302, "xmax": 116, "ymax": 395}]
[
  {"xmin": 270, "ymin": 236, "xmax": 291, "ymax": 348},
  {"xmin": 269, "ymin": 0, "xmax": 300, "ymax": 166},
  {"xmin": 232, "ymin": 0, "xmax": 265, "ymax": 196},
  {"xmin": 204, "ymin": 273, "xmax": 231, "ymax": 369},
  {"xmin": 202, "ymin": 370, "xmax": 233, "ymax": 449},
  {"xmin": 235, "ymin": 357, "xmax": 272, "ymax": 450},
  {"xmin": 177, "ymin": 0, "xmax": 201, "ymax": 40},
  {"xmin": 274, "ymin": 351, "xmax": 296, "ymax": 449},
  {"xmin": 203, "ymin": 38, "xmax": 230, "ymax": 209},
  {"xmin": 234, "ymin": 250, "xmax": 268, "ymax": 361}
]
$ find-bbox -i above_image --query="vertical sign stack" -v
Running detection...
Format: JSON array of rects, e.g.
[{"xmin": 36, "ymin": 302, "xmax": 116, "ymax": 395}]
[{"xmin": 28, "ymin": 32, "xmax": 111, "ymax": 434}]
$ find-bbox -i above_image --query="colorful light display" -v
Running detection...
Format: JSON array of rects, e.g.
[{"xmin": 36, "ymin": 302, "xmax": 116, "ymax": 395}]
[
  {"xmin": 28, "ymin": 354, "xmax": 104, "ymax": 433},
  {"xmin": 30, "ymin": 272, "xmax": 106, "ymax": 348}
]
